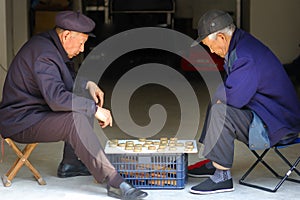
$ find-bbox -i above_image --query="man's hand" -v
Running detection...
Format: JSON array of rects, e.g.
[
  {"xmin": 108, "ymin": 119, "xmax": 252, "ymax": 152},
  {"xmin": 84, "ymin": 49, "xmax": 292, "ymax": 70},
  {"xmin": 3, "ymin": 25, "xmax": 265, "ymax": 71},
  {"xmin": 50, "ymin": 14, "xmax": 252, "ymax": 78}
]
[
  {"xmin": 94, "ymin": 106, "xmax": 113, "ymax": 128},
  {"xmin": 86, "ymin": 81, "xmax": 104, "ymax": 107}
]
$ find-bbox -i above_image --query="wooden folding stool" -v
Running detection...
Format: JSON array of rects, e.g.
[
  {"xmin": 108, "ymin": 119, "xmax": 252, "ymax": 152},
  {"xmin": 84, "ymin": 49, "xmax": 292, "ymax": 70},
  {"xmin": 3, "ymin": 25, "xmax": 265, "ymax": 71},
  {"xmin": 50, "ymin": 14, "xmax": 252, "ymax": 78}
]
[{"xmin": 2, "ymin": 138, "xmax": 46, "ymax": 187}]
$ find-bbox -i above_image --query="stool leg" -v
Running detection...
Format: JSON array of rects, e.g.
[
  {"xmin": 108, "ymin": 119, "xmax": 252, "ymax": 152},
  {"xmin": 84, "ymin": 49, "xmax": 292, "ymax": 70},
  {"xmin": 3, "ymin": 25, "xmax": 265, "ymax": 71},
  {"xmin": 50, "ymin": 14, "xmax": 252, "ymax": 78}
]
[
  {"xmin": 23, "ymin": 144, "xmax": 46, "ymax": 185},
  {"xmin": 3, "ymin": 157, "xmax": 25, "ymax": 187},
  {"xmin": 2, "ymin": 139, "xmax": 46, "ymax": 186},
  {"xmin": 2, "ymin": 140, "xmax": 25, "ymax": 187}
]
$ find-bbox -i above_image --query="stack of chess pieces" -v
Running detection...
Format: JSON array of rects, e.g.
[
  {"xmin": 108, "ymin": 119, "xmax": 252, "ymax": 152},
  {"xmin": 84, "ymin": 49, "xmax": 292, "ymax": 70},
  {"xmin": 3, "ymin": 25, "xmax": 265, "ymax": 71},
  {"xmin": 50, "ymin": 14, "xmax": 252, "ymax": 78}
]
[{"xmin": 108, "ymin": 137, "xmax": 195, "ymax": 153}]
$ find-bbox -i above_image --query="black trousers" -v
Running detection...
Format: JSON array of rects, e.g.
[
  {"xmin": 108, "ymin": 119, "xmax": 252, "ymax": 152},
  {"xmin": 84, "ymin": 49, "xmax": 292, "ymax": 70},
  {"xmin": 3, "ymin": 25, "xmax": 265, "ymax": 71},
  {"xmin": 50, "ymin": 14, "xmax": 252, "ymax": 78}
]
[
  {"xmin": 10, "ymin": 112, "xmax": 123, "ymax": 185},
  {"xmin": 200, "ymin": 103, "xmax": 253, "ymax": 168}
]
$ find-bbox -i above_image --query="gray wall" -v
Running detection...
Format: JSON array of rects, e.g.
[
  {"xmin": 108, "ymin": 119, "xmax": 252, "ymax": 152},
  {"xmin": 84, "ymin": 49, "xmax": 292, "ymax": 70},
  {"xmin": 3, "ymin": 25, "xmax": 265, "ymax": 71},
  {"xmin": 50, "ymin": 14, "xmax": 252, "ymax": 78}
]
[
  {"xmin": 177, "ymin": 0, "xmax": 300, "ymax": 64},
  {"xmin": 0, "ymin": 0, "xmax": 29, "ymax": 101},
  {"xmin": 191, "ymin": 0, "xmax": 237, "ymax": 28},
  {"xmin": 0, "ymin": 0, "xmax": 300, "ymax": 101},
  {"xmin": 0, "ymin": 0, "xmax": 10, "ymax": 101},
  {"xmin": 250, "ymin": 0, "xmax": 300, "ymax": 63}
]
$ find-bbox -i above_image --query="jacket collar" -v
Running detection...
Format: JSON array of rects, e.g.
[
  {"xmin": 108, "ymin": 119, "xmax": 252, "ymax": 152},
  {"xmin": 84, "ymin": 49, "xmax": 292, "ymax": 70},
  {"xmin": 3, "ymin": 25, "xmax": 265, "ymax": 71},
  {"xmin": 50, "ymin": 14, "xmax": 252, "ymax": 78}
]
[
  {"xmin": 228, "ymin": 28, "xmax": 244, "ymax": 55},
  {"xmin": 225, "ymin": 28, "xmax": 244, "ymax": 63},
  {"xmin": 48, "ymin": 29, "xmax": 70, "ymax": 63}
]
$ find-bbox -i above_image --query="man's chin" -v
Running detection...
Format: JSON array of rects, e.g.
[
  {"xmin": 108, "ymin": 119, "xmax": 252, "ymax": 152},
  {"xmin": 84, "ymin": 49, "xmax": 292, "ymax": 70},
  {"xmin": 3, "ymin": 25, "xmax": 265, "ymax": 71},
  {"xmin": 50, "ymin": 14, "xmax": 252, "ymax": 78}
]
[{"xmin": 68, "ymin": 53, "xmax": 79, "ymax": 58}]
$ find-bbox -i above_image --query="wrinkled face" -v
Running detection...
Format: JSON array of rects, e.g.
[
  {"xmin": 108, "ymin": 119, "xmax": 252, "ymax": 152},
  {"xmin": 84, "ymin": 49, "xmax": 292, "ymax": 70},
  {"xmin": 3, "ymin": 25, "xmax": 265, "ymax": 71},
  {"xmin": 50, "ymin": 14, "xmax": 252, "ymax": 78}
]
[
  {"xmin": 60, "ymin": 30, "xmax": 89, "ymax": 58},
  {"xmin": 202, "ymin": 33, "xmax": 230, "ymax": 58}
]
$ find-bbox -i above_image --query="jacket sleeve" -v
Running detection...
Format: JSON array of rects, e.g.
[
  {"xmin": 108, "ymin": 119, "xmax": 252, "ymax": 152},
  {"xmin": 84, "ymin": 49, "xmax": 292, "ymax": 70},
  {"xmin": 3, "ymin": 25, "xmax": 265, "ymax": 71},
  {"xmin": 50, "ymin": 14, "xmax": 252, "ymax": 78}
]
[
  {"xmin": 33, "ymin": 56, "xmax": 96, "ymax": 117},
  {"xmin": 214, "ymin": 57, "xmax": 259, "ymax": 108},
  {"xmin": 73, "ymin": 76, "xmax": 91, "ymax": 98}
]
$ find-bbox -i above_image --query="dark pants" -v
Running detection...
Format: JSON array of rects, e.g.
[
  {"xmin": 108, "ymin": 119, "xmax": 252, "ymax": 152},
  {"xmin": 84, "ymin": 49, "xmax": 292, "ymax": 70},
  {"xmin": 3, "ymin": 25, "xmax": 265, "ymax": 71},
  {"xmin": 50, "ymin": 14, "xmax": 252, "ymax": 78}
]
[
  {"xmin": 61, "ymin": 113, "xmax": 95, "ymax": 166},
  {"xmin": 10, "ymin": 112, "xmax": 123, "ymax": 185},
  {"xmin": 200, "ymin": 103, "xmax": 253, "ymax": 168}
]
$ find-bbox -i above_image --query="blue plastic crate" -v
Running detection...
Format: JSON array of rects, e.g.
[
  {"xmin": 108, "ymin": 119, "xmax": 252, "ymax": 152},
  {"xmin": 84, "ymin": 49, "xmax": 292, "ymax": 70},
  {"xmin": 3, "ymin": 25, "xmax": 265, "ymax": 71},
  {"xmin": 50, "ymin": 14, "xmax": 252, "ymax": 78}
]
[{"xmin": 107, "ymin": 153, "xmax": 187, "ymax": 189}]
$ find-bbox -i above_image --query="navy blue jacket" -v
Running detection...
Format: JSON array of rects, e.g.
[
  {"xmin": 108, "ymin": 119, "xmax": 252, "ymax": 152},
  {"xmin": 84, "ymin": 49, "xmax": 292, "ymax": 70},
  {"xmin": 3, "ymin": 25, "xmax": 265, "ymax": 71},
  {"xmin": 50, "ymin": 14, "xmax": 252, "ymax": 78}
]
[
  {"xmin": 214, "ymin": 28, "xmax": 300, "ymax": 146},
  {"xmin": 0, "ymin": 29, "xmax": 96, "ymax": 137}
]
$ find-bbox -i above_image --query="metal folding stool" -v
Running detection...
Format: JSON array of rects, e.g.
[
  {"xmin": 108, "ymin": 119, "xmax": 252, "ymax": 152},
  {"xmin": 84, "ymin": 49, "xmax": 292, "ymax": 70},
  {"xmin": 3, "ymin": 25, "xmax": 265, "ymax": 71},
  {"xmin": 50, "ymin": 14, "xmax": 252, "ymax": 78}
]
[{"xmin": 239, "ymin": 137, "xmax": 300, "ymax": 192}]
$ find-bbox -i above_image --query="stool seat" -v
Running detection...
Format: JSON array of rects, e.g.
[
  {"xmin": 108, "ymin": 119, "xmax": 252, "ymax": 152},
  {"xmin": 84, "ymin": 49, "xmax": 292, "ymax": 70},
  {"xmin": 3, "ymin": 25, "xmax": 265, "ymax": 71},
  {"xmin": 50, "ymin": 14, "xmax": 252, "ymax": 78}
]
[{"xmin": 2, "ymin": 138, "xmax": 46, "ymax": 187}]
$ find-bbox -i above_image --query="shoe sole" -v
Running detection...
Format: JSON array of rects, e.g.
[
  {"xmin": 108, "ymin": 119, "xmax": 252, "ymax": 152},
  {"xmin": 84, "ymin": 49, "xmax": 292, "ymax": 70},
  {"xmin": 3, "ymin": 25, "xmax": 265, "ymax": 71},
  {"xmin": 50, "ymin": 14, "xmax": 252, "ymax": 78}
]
[
  {"xmin": 108, "ymin": 191, "xmax": 148, "ymax": 200},
  {"xmin": 187, "ymin": 173, "xmax": 213, "ymax": 178},
  {"xmin": 57, "ymin": 172, "xmax": 91, "ymax": 178},
  {"xmin": 189, "ymin": 187, "xmax": 234, "ymax": 194},
  {"xmin": 107, "ymin": 191, "xmax": 122, "ymax": 199}
]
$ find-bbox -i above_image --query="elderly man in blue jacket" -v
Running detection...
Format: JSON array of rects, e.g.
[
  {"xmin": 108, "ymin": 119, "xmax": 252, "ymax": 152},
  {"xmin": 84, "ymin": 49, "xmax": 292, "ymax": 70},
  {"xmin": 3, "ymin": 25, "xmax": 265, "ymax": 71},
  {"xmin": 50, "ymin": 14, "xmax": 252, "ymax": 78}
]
[
  {"xmin": 189, "ymin": 10, "xmax": 300, "ymax": 194},
  {"xmin": 0, "ymin": 11, "xmax": 147, "ymax": 200}
]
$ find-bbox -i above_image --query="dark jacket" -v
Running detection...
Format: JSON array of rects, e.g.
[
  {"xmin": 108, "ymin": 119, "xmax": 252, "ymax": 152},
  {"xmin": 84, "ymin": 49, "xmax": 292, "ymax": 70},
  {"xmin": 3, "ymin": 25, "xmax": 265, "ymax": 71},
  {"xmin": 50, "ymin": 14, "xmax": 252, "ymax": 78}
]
[
  {"xmin": 0, "ymin": 29, "xmax": 96, "ymax": 137},
  {"xmin": 214, "ymin": 28, "xmax": 300, "ymax": 146}
]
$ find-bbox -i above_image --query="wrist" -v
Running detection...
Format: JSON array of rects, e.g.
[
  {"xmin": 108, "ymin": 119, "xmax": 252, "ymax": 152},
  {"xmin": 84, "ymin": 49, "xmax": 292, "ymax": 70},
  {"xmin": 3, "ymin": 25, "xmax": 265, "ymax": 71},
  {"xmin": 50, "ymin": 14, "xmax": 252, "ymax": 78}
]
[
  {"xmin": 86, "ymin": 81, "xmax": 92, "ymax": 90},
  {"xmin": 95, "ymin": 104, "xmax": 99, "ymax": 113}
]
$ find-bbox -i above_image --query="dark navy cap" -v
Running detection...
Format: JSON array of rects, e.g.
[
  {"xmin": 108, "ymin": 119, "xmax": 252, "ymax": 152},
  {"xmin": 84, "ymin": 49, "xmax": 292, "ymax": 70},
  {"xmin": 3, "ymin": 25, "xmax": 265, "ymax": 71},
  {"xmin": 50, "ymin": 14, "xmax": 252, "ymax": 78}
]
[
  {"xmin": 192, "ymin": 10, "xmax": 233, "ymax": 46},
  {"xmin": 55, "ymin": 11, "xmax": 96, "ymax": 37}
]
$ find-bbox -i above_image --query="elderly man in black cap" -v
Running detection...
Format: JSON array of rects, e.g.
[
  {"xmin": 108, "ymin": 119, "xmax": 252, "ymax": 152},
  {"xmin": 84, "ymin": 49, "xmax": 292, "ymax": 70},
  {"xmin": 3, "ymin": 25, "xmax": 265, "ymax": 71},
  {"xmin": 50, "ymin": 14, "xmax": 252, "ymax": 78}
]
[
  {"xmin": 0, "ymin": 10, "xmax": 148, "ymax": 199},
  {"xmin": 188, "ymin": 9, "xmax": 300, "ymax": 194}
]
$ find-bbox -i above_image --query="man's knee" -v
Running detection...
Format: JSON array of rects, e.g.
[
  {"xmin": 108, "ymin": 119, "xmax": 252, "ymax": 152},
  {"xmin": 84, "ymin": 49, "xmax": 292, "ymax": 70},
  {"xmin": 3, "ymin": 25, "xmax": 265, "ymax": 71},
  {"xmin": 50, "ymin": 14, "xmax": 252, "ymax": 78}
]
[
  {"xmin": 210, "ymin": 103, "xmax": 227, "ymax": 118},
  {"xmin": 64, "ymin": 112, "xmax": 92, "ymax": 139}
]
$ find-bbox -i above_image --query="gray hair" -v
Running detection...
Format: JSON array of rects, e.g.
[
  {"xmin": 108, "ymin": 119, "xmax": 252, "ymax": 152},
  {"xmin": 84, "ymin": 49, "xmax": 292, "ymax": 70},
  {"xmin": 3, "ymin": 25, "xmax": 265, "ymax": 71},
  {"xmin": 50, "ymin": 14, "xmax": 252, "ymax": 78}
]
[
  {"xmin": 55, "ymin": 27, "xmax": 66, "ymax": 34},
  {"xmin": 208, "ymin": 24, "xmax": 236, "ymax": 40}
]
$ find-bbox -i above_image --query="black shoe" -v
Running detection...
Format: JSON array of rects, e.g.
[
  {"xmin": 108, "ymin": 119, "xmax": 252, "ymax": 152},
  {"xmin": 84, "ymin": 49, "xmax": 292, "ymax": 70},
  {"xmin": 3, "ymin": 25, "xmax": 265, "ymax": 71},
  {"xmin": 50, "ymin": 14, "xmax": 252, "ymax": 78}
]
[
  {"xmin": 107, "ymin": 182, "xmax": 148, "ymax": 200},
  {"xmin": 188, "ymin": 161, "xmax": 216, "ymax": 178},
  {"xmin": 57, "ymin": 162, "xmax": 91, "ymax": 178},
  {"xmin": 190, "ymin": 178, "xmax": 234, "ymax": 194}
]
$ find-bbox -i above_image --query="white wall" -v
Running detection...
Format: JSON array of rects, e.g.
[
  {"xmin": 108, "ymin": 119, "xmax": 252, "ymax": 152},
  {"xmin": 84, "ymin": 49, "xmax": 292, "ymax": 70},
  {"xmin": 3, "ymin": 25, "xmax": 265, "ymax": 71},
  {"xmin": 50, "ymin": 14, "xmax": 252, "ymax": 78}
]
[{"xmin": 250, "ymin": 0, "xmax": 300, "ymax": 63}]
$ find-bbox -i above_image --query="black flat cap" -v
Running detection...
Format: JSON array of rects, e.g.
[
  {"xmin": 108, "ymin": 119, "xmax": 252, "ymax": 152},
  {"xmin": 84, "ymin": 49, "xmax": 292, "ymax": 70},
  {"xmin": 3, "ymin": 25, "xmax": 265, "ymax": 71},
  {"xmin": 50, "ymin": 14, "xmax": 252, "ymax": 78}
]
[
  {"xmin": 55, "ymin": 11, "xmax": 96, "ymax": 37},
  {"xmin": 192, "ymin": 10, "xmax": 233, "ymax": 46}
]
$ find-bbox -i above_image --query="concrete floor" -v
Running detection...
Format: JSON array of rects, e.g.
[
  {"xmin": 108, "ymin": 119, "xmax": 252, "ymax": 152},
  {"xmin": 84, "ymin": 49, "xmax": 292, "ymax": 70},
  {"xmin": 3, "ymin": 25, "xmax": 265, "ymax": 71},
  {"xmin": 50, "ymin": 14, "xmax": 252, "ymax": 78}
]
[{"xmin": 1, "ymin": 74, "xmax": 300, "ymax": 200}]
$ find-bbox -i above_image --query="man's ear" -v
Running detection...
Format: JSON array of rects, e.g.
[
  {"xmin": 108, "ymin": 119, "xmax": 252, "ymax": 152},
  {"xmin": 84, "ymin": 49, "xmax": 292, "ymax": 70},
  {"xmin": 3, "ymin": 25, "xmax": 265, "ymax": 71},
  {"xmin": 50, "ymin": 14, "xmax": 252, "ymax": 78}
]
[
  {"xmin": 61, "ymin": 30, "xmax": 71, "ymax": 42},
  {"xmin": 216, "ymin": 32, "xmax": 226, "ymax": 42}
]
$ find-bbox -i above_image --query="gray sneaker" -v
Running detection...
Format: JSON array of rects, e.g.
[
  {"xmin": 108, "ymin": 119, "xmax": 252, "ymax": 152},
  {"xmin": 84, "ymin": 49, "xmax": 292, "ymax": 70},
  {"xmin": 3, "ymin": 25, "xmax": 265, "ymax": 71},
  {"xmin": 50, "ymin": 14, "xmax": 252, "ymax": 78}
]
[{"xmin": 190, "ymin": 178, "xmax": 234, "ymax": 194}]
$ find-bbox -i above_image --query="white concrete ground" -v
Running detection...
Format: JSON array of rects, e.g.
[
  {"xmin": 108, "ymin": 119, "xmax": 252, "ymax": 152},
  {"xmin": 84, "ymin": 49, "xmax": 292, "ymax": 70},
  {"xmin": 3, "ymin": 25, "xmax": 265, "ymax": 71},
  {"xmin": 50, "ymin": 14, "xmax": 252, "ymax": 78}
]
[{"xmin": 0, "ymin": 141, "xmax": 299, "ymax": 200}]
